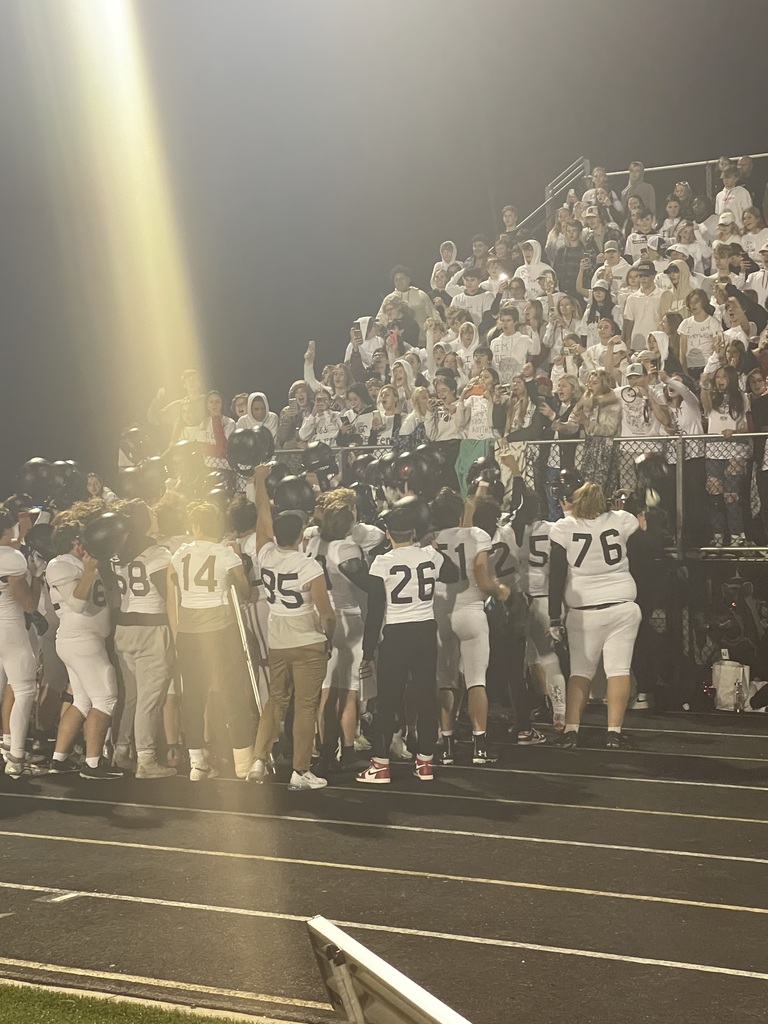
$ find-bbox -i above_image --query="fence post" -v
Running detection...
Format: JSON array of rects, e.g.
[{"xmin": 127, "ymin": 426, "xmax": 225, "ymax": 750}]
[{"xmin": 675, "ymin": 436, "xmax": 684, "ymax": 559}]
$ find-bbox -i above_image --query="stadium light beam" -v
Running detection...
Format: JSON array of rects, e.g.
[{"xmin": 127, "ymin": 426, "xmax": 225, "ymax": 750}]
[{"xmin": 21, "ymin": 0, "xmax": 203, "ymax": 397}]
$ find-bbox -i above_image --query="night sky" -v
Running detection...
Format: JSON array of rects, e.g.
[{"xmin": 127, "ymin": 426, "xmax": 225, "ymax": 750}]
[{"xmin": 0, "ymin": 0, "xmax": 766, "ymax": 493}]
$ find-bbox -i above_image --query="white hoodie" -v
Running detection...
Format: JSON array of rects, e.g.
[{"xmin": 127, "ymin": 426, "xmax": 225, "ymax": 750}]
[
  {"xmin": 236, "ymin": 392, "xmax": 279, "ymax": 439},
  {"xmin": 391, "ymin": 357, "xmax": 415, "ymax": 413},
  {"xmin": 430, "ymin": 241, "xmax": 458, "ymax": 289},
  {"xmin": 343, "ymin": 315, "xmax": 380, "ymax": 366},
  {"xmin": 454, "ymin": 323, "xmax": 480, "ymax": 375},
  {"xmin": 513, "ymin": 239, "xmax": 553, "ymax": 299}
]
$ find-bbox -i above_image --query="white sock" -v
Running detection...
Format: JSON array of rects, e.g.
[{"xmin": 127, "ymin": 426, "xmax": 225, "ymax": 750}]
[
  {"xmin": 607, "ymin": 726, "xmax": 621, "ymax": 734},
  {"xmin": 189, "ymin": 748, "xmax": 206, "ymax": 767},
  {"xmin": 564, "ymin": 724, "xmax": 579, "ymax": 734},
  {"xmin": 85, "ymin": 756, "xmax": 100, "ymax": 769},
  {"xmin": 2, "ymin": 734, "xmax": 10, "ymax": 748},
  {"xmin": 440, "ymin": 730, "xmax": 454, "ymax": 738},
  {"xmin": 52, "ymin": 751, "xmax": 68, "ymax": 762}
]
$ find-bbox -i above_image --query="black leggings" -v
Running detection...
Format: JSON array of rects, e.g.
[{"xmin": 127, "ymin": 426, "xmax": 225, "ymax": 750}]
[
  {"xmin": 487, "ymin": 593, "xmax": 529, "ymax": 730},
  {"xmin": 176, "ymin": 622, "xmax": 256, "ymax": 750},
  {"xmin": 374, "ymin": 621, "xmax": 438, "ymax": 758}
]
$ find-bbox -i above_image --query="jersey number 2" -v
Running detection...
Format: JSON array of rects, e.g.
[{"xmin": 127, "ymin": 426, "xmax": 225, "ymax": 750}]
[{"xmin": 390, "ymin": 563, "xmax": 435, "ymax": 604}]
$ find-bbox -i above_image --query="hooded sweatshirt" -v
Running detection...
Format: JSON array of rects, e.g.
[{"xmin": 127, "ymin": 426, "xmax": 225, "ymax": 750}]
[
  {"xmin": 391, "ymin": 357, "xmax": 415, "ymax": 413},
  {"xmin": 453, "ymin": 323, "xmax": 480, "ymax": 375},
  {"xmin": 659, "ymin": 259, "xmax": 693, "ymax": 317},
  {"xmin": 430, "ymin": 241, "xmax": 458, "ymax": 289},
  {"xmin": 344, "ymin": 315, "xmax": 380, "ymax": 366},
  {"xmin": 236, "ymin": 392, "xmax": 279, "ymax": 439},
  {"xmin": 513, "ymin": 240, "xmax": 554, "ymax": 299}
]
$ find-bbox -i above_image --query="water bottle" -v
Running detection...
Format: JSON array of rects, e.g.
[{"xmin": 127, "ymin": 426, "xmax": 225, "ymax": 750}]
[{"xmin": 734, "ymin": 667, "xmax": 747, "ymax": 713}]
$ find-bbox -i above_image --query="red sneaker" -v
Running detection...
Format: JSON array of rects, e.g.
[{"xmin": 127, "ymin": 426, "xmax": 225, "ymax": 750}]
[
  {"xmin": 356, "ymin": 759, "xmax": 391, "ymax": 785},
  {"xmin": 413, "ymin": 755, "xmax": 434, "ymax": 781}
]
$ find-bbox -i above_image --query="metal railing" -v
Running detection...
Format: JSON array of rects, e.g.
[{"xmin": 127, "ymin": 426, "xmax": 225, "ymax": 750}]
[
  {"xmin": 273, "ymin": 431, "xmax": 768, "ymax": 559},
  {"xmin": 515, "ymin": 157, "xmax": 591, "ymax": 239},
  {"xmin": 603, "ymin": 152, "xmax": 768, "ymax": 204}
]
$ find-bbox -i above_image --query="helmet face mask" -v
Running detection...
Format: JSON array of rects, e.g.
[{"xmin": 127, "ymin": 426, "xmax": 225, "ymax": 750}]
[
  {"xmin": 227, "ymin": 427, "xmax": 275, "ymax": 474},
  {"xmin": 550, "ymin": 469, "xmax": 584, "ymax": 504}
]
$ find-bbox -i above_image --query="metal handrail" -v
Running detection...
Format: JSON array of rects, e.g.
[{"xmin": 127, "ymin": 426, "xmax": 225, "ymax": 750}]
[{"xmin": 603, "ymin": 153, "xmax": 768, "ymax": 178}]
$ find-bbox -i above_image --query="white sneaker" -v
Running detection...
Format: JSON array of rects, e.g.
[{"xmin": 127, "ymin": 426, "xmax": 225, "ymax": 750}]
[
  {"xmin": 4, "ymin": 755, "xmax": 29, "ymax": 779},
  {"xmin": 189, "ymin": 762, "xmax": 219, "ymax": 782},
  {"xmin": 629, "ymin": 693, "xmax": 650, "ymax": 710},
  {"xmin": 246, "ymin": 758, "xmax": 267, "ymax": 783},
  {"xmin": 136, "ymin": 757, "xmax": 177, "ymax": 779},
  {"xmin": 389, "ymin": 732, "xmax": 412, "ymax": 761},
  {"xmin": 731, "ymin": 534, "xmax": 746, "ymax": 547},
  {"xmin": 288, "ymin": 770, "xmax": 328, "ymax": 791},
  {"xmin": 354, "ymin": 733, "xmax": 372, "ymax": 752}
]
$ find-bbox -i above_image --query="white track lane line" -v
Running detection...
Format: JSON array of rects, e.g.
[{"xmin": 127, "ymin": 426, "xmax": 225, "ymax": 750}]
[
  {"xmin": 0, "ymin": 956, "xmax": 328, "ymax": 1013},
  {"xmin": 3, "ymin": 788, "xmax": 768, "ymax": 827},
  {"xmin": 437, "ymin": 764, "xmax": 768, "ymax": 790},
  {"xmin": 491, "ymin": 741, "xmax": 766, "ymax": 764},
  {"xmin": 4, "ymin": 830, "xmax": 768, "ymax": 906},
  {"xmin": 1, "ymin": 882, "xmax": 768, "ymax": 983},
  {"xmin": 580, "ymin": 723, "xmax": 768, "ymax": 740},
  {"xmin": 2, "ymin": 817, "xmax": 767, "ymax": 866}
]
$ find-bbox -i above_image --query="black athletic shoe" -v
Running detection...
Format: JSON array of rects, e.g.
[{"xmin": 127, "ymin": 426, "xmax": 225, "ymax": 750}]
[
  {"xmin": 552, "ymin": 730, "xmax": 579, "ymax": 749},
  {"xmin": 79, "ymin": 760, "xmax": 124, "ymax": 780},
  {"xmin": 438, "ymin": 736, "xmax": 456, "ymax": 766},
  {"xmin": 49, "ymin": 757, "xmax": 80, "ymax": 774},
  {"xmin": 605, "ymin": 732, "xmax": 632, "ymax": 750},
  {"xmin": 472, "ymin": 736, "xmax": 497, "ymax": 765}
]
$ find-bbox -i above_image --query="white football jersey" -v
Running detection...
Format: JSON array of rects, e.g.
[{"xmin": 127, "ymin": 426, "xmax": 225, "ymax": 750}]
[
  {"xmin": 257, "ymin": 540, "xmax": 326, "ymax": 649},
  {"xmin": 369, "ymin": 544, "xmax": 444, "ymax": 624},
  {"xmin": 526, "ymin": 520, "xmax": 553, "ymax": 598},
  {"xmin": 549, "ymin": 510, "xmax": 639, "ymax": 608},
  {"xmin": 0, "ymin": 546, "xmax": 29, "ymax": 625},
  {"xmin": 46, "ymin": 554, "xmax": 110, "ymax": 638},
  {"xmin": 305, "ymin": 536, "xmax": 365, "ymax": 614},
  {"xmin": 114, "ymin": 545, "xmax": 172, "ymax": 615},
  {"xmin": 489, "ymin": 521, "xmax": 524, "ymax": 594},
  {"xmin": 434, "ymin": 527, "xmax": 492, "ymax": 609},
  {"xmin": 171, "ymin": 540, "xmax": 241, "ymax": 609}
]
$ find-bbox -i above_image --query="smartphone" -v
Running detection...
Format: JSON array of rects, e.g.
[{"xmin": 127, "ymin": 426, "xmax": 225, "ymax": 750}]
[{"xmin": 288, "ymin": 398, "xmax": 299, "ymax": 414}]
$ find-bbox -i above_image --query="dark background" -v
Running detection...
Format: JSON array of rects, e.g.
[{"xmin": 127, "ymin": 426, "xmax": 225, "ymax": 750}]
[{"xmin": 0, "ymin": 0, "xmax": 766, "ymax": 492}]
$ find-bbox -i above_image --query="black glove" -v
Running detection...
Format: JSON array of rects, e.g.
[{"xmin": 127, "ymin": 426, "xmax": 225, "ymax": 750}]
[
  {"xmin": 549, "ymin": 618, "xmax": 566, "ymax": 644},
  {"xmin": 25, "ymin": 611, "xmax": 49, "ymax": 636}
]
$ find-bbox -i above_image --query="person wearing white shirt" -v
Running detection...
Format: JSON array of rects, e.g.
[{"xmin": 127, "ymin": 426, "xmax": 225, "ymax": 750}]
[
  {"xmin": 449, "ymin": 267, "xmax": 495, "ymax": 327},
  {"xmin": 678, "ymin": 290, "xmax": 724, "ymax": 375},
  {"xmin": 741, "ymin": 208, "xmax": 768, "ymax": 261},
  {"xmin": 715, "ymin": 167, "xmax": 752, "ymax": 228},
  {"xmin": 673, "ymin": 221, "xmax": 711, "ymax": 275},
  {"xmin": 622, "ymin": 261, "xmax": 666, "ymax": 351},
  {"xmin": 746, "ymin": 243, "xmax": 768, "ymax": 305},
  {"xmin": 490, "ymin": 308, "xmax": 539, "ymax": 382}
]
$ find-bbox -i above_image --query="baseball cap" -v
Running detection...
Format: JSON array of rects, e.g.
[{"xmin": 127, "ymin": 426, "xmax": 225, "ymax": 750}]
[
  {"xmin": 664, "ymin": 263, "xmax": 681, "ymax": 275},
  {"xmin": 584, "ymin": 206, "xmax": 599, "ymax": 218},
  {"xmin": 637, "ymin": 350, "xmax": 657, "ymax": 362},
  {"xmin": 634, "ymin": 259, "xmax": 656, "ymax": 275},
  {"xmin": 603, "ymin": 240, "xmax": 619, "ymax": 253},
  {"xmin": 718, "ymin": 212, "xmax": 736, "ymax": 226},
  {"xmin": 645, "ymin": 235, "xmax": 661, "ymax": 250},
  {"xmin": 759, "ymin": 241, "xmax": 768, "ymax": 253},
  {"xmin": 626, "ymin": 363, "xmax": 645, "ymax": 378},
  {"xmin": 592, "ymin": 279, "xmax": 611, "ymax": 291}
]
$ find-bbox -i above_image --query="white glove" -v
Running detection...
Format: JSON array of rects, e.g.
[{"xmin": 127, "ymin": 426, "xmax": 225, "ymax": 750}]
[{"xmin": 549, "ymin": 618, "xmax": 566, "ymax": 644}]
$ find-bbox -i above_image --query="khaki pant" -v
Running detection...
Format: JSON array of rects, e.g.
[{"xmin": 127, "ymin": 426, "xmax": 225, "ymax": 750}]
[
  {"xmin": 255, "ymin": 642, "xmax": 327, "ymax": 773},
  {"xmin": 114, "ymin": 624, "xmax": 174, "ymax": 756}
]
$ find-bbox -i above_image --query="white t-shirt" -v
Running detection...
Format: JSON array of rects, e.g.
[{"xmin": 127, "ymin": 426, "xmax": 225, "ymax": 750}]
[
  {"xmin": 172, "ymin": 540, "xmax": 241, "ymax": 610},
  {"xmin": 0, "ymin": 546, "xmax": 29, "ymax": 626},
  {"xmin": 550, "ymin": 510, "xmax": 639, "ymax": 608},
  {"xmin": 46, "ymin": 554, "xmax": 110, "ymax": 639},
  {"xmin": 623, "ymin": 287, "xmax": 665, "ymax": 349},
  {"xmin": 257, "ymin": 540, "xmax": 325, "ymax": 649},
  {"xmin": 526, "ymin": 520, "xmax": 553, "ymax": 598},
  {"xmin": 434, "ymin": 527, "xmax": 492, "ymax": 609},
  {"xmin": 742, "ymin": 228, "xmax": 768, "ymax": 261},
  {"xmin": 679, "ymin": 315, "xmax": 721, "ymax": 369},
  {"xmin": 614, "ymin": 386, "xmax": 663, "ymax": 448},
  {"xmin": 305, "ymin": 535, "xmax": 364, "ymax": 614},
  {"xmin": 369, "ymin": 545, "xmax": 445, "ymax": 625},
  {"xmin": 114, "ymin": 545, "xmax": 172, "ymax": 616},
  {"xmin": 491, "ymin": 332, "xmax": 539, "ymax": 383}
]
